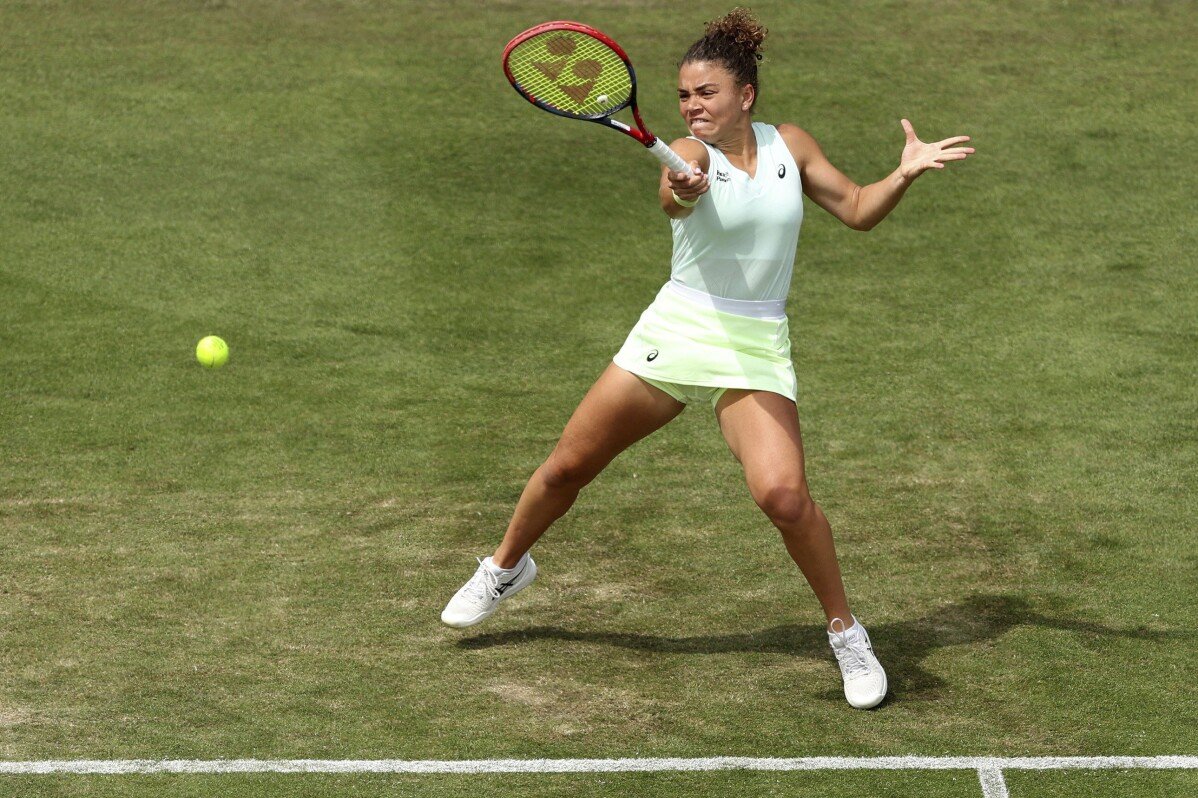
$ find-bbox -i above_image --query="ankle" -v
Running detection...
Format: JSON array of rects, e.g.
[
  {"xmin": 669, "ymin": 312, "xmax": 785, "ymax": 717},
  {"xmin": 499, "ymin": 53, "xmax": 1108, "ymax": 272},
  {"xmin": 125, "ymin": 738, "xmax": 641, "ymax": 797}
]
[
  {"xmin": 827, "ymin": 614, "xmax": 857, "ymax": 634},
  {"xmin": 489, "ymin": 552, "xmax": 525, "ymax": 571}
]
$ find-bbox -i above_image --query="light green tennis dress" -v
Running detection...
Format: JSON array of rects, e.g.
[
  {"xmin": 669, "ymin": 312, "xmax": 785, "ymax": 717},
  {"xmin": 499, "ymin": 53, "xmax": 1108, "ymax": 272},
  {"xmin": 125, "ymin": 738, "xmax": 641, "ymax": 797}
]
[{"xmin": 613, "ymin": 122, "xmax": 804, "ymax": 407}]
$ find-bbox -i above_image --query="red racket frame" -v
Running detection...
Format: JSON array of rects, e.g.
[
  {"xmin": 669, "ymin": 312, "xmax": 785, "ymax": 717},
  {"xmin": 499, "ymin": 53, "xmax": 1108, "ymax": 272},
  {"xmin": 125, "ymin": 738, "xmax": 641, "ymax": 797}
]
[{"xmin": 502, "ymin": 20, "xmax": 656, "ymax": 146}]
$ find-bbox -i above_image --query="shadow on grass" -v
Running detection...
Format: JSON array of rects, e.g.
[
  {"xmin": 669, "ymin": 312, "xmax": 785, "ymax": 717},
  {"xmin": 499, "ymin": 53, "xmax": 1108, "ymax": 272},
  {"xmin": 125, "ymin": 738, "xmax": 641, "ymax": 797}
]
[{"xmin": 456, "ymin": 594, "xmax": 1176, "ymax": 700}]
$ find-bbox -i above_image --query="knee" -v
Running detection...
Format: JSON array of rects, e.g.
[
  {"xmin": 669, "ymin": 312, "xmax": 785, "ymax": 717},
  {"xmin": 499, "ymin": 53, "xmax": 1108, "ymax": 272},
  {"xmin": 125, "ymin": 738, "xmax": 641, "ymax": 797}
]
[
  {"xmin": 539, "ymin": 451, "xmax": 598, "ymax": 491},
  {"xmin": 754, "ymin": 483, "xmax": 816, "ymax": 527}
]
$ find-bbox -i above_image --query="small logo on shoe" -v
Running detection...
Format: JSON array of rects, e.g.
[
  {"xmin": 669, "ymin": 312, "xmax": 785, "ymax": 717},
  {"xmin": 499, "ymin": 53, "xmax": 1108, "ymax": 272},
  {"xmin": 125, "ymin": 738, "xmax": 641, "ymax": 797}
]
[
  {"xmin": 778, "ymin": 164, "xmax": 786, "ymax": 178},
  {"xmin": 495, "ymin": 561, "xmax": 527, "ymax": 595},
  {"xmin": 646, "ymin": 350, "xmax": 659, "ymax": 362}
]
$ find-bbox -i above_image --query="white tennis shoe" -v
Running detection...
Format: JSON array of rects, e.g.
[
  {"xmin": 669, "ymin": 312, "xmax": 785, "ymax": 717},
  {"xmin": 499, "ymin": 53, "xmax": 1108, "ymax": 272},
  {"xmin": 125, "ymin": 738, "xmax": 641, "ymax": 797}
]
[
  {"xmin": 828, "ymin": 617, "xmax": 888, "ymax": 709},
  {"xmin": 440, "ymin": 554, "xmax": 537, "ymax": 628}
]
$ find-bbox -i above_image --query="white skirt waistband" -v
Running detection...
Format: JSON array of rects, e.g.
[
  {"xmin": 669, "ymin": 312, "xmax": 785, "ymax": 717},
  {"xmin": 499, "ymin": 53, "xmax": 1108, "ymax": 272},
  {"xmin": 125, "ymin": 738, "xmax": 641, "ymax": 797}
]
[{"xmin": 666, "ymin": 280, "xmax": 787, "ymax": 320}]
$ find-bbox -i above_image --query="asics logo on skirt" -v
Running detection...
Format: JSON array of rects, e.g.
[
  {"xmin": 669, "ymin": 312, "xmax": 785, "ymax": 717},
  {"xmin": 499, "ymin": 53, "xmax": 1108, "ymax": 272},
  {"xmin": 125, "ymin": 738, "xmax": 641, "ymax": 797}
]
[{"xmin": 646, "ymin": 350, "xmax": 659, "ymax": 361}]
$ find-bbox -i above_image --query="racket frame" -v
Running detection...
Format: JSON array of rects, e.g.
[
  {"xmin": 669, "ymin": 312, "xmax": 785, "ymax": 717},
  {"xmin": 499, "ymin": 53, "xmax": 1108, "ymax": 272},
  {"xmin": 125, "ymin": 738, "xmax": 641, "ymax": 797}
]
[{"xmin": 502, "ymin": 21, "xmax": 690, "ymax": 174}]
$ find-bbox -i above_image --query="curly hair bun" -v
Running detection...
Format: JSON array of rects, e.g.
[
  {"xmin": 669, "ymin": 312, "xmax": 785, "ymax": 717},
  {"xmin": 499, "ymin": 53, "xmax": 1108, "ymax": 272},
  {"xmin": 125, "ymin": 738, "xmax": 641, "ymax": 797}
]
[{"xmin": 703, "ymin": 7, "xmax": 767, "ymax": 62}]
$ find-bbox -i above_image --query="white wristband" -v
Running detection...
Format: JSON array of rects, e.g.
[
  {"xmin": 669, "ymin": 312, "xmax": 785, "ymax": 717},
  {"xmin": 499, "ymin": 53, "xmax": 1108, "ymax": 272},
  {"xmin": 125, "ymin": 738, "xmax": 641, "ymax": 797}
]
[{"xmin": 671, "ymin": 191, "xmax": 698, "ymax": 208}]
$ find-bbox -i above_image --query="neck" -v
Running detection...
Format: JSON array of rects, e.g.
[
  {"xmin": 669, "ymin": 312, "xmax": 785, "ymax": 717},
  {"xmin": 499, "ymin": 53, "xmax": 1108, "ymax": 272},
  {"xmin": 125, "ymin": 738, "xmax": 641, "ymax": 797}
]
[
  {"xmin": 716, "ymin": 119, "xmax": 756, "ymax": 160},
  {"xmin": 716, "ymin": 119, "xmax": 754, "ymax": 153}
]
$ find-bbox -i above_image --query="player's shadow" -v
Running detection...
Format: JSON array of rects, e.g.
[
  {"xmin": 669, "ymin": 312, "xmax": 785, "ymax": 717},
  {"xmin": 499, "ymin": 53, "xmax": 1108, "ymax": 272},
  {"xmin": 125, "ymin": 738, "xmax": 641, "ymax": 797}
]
[{"xmin": 456, "ymin": 593, "xmax": 1178, "ymax": 700}]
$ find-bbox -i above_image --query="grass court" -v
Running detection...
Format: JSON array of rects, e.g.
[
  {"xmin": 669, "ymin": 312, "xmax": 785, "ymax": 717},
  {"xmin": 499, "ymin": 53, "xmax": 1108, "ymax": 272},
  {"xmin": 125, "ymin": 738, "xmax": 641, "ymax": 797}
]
[{"xmin": 1, "ymin": 1, "xmax": 1195, "ymax": 795}]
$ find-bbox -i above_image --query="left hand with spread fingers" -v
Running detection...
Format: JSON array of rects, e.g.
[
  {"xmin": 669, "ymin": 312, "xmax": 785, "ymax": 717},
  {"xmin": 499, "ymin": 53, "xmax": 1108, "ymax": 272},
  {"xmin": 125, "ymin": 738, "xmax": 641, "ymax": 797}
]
[{"xmin": 898, "ymin": 118, "xmax": 975, "ymax": 181}]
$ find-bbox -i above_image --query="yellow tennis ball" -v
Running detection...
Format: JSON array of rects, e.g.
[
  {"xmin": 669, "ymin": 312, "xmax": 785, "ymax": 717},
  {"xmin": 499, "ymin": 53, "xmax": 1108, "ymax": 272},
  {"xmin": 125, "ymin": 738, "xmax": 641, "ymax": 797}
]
[{"xmin": 196, "ymin": 335, "xmax": 229, "ymax": 368}]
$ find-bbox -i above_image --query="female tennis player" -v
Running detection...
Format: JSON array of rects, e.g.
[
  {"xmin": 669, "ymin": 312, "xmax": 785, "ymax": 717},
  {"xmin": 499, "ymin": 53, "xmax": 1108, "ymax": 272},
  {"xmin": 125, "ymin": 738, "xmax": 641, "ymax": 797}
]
[{"xmin": 443, "ymin": 9, "xmax": 974, "ymax": 710}]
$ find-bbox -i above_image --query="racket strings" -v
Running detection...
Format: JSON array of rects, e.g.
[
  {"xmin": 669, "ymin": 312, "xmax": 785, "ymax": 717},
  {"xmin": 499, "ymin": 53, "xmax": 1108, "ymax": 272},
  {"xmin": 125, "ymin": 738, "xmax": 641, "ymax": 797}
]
[{"xmin": 507, "ymin": 30, "xmax": 632, "ymax": 118}]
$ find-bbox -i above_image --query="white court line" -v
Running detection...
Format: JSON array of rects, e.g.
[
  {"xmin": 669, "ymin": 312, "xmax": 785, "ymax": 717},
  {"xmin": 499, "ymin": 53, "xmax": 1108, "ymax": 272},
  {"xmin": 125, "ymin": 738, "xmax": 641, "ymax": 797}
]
[
  {"xmin": 1, "ymin": 755, "xmax": 1196, "ymax": 775},
  {"xmin": 977, "ymin": 765, "xmax": 1010, "ymax": 798}
]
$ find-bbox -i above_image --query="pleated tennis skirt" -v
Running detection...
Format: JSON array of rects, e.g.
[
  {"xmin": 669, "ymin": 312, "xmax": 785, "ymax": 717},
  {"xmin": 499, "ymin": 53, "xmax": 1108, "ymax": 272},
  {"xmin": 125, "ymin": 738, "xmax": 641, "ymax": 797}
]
[{"xmin": 612, "ymin": 280, "xmax": 798, "ymax": 402}]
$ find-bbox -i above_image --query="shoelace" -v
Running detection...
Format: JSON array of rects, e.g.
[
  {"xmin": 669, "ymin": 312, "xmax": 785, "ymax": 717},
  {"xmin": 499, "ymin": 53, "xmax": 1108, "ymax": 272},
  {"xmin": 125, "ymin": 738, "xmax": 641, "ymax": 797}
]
[
  {"xmin": 829, "ymin": 620, "xmax": 872, "ymax": 679},
  {"xmin": 462, "ymin": 557, "xmax": 502, "ymax": 608}
]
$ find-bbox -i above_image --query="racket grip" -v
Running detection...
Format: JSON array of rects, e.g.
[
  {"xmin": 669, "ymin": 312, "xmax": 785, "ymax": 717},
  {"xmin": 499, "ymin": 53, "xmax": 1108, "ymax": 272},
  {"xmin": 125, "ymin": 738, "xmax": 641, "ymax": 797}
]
[{"xmin": 647, "ymin": 138, "xmax": 694, "ymax": 175}]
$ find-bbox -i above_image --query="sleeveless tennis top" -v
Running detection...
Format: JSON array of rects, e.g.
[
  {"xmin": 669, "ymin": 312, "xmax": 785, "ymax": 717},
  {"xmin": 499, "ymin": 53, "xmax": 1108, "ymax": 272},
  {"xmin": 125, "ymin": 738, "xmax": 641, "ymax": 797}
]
[{"xmin": 669, "ymin": 122, "xmax": 804, "ymax": 303}]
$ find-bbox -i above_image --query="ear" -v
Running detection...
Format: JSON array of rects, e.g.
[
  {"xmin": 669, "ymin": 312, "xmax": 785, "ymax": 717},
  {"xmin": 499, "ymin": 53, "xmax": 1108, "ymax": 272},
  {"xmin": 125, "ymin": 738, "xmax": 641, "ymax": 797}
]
[{"xmin": 741, "ymin": 82, "xmax": 756, "ymax": 111}]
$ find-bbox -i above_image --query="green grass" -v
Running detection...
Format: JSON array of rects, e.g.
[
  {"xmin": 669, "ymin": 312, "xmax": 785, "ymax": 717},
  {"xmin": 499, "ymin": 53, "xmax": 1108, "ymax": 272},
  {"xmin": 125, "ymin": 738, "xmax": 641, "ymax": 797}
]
[
  {"xmin": 9, "ymin": 770, "xmax": 1198, "ymax": 797},
  {"xmin": 2, "ymin": 1, "xmax": 1196, "ymax": 795}
]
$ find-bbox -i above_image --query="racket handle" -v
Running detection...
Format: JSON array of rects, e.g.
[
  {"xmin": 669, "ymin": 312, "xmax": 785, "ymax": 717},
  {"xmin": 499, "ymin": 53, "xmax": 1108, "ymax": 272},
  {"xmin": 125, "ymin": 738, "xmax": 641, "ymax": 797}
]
[{"xmin": 647, "ymin": 138, "xmax": 695, "ymax": 175}]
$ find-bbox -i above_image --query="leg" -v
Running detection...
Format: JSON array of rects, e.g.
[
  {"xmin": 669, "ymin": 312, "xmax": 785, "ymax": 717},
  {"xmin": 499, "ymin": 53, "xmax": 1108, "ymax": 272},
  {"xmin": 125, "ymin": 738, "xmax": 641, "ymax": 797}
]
[
  {"xmin": 714, "ymin": 389, "xmax": 853, "ymax": 629},
  {"xmin": 491, "ymin": 364, "xmax": 684, "ymax": 568}
]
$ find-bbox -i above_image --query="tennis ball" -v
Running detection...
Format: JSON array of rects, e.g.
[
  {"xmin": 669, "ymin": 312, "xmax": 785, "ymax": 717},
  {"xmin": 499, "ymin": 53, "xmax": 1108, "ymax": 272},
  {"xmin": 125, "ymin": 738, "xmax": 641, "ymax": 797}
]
[{"xmin": 196, "ymin": 335, "xmax": 229, "ymax": 368}]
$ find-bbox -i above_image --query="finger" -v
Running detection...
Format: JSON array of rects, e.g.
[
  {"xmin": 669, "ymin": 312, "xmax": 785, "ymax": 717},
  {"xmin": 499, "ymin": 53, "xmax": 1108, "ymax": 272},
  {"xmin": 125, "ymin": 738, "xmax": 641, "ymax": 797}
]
[
  {"xmin": 901, "ymin": 118, "xmax": 916, "ymax": 143},
  {"xmin": 940, "ymin": 147, "xmax": 975, "ymax": 155},
  {"xmin": 935, "ymin": 135, "xmax": 972, "ymax": 147}
]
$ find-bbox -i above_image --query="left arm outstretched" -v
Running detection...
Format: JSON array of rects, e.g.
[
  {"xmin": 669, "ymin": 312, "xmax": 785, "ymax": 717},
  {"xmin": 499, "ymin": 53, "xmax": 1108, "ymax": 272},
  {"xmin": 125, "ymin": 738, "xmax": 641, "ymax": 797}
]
[{"xmin": 779, "ymin": 120, "xmax": 974, "ymax": 231}]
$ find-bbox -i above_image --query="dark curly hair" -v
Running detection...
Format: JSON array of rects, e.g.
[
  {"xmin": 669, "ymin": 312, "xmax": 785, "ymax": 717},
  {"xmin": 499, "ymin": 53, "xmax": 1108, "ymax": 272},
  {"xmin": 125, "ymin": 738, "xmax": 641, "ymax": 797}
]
[{"xmin": 680, "ymin": 8, "xmax": 768, "ymax": 110}]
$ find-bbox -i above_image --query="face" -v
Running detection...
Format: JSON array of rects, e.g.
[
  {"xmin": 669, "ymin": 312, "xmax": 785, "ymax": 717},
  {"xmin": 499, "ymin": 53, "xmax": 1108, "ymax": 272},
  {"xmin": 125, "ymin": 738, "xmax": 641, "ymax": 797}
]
[{"xmin": 677, "ymin": 61, "xmax": 754, "ymax": 142}]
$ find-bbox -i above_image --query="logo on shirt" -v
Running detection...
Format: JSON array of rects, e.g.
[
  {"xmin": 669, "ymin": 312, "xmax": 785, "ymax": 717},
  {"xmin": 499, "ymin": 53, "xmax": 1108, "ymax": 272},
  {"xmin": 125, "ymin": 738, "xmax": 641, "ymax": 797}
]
[
  {"xmin": 778, "ymin": 164, "xmax": 786, "ymax": 179},
  {"xmin": 714, "ymin": 169, "xmax": 730, "ymax": 183},
  {"xmin": 647, "ymin": 350, "xmax": 659, "ymax": 362}
]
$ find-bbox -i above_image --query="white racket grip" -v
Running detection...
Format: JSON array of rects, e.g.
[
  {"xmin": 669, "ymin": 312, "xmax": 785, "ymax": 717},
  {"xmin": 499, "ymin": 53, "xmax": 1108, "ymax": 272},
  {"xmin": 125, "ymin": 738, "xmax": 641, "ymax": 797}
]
[{"xmin": 648, "ymin": 137, "xmax": 694, "ymax": 176}]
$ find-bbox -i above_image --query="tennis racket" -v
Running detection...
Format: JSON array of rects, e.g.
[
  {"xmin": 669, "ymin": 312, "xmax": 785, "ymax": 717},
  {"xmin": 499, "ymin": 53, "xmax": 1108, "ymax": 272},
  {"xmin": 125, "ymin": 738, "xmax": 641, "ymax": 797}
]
[{"xmin": 502, "ymin": 21, "xmax": 694, "ymax": 176}]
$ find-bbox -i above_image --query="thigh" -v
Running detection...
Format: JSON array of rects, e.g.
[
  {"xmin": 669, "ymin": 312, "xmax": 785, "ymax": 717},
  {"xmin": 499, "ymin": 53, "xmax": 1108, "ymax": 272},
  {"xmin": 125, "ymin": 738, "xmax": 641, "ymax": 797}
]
[
  {"xmin": 551, "ymin": 363, "xmax": 685, "ymax": 474},
  {"xmin": 714, "ymin": 389, "xmax": 807, "ymax": 492}
]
